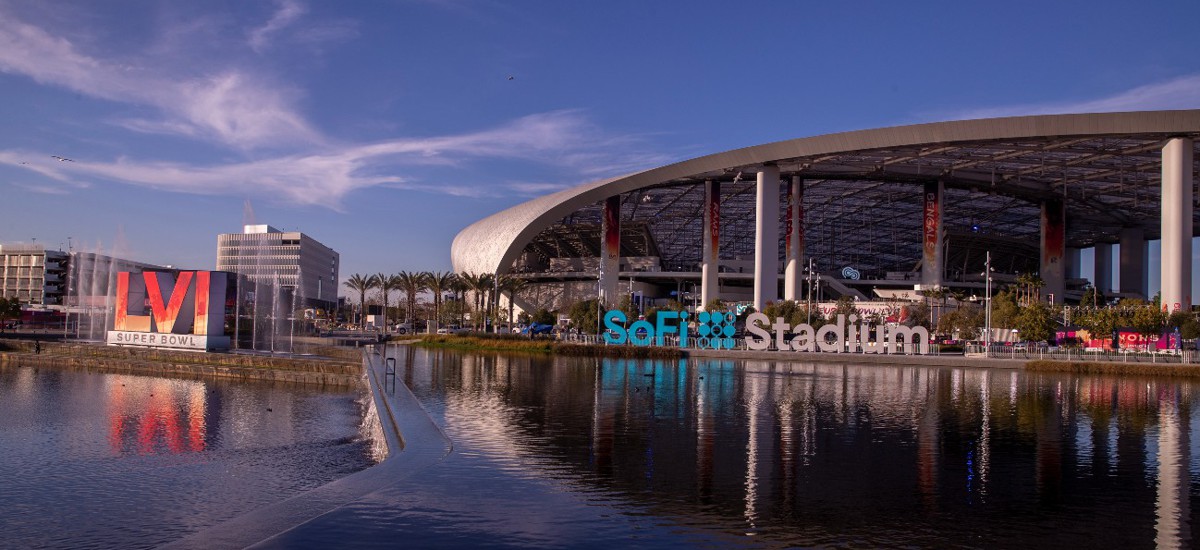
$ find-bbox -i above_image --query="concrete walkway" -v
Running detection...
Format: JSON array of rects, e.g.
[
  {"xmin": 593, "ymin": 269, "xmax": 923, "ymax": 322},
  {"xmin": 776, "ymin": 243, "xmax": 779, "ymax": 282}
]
[{"xmin": 164, "ymin": 347, "xmax": 452, "ymax": 549}]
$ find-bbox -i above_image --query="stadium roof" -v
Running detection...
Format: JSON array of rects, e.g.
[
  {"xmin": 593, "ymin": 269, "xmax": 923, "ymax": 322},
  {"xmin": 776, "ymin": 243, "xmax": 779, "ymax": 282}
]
[{"xmin": 453, "ymin": 110, "xmax": 1200, "ymax": 281}]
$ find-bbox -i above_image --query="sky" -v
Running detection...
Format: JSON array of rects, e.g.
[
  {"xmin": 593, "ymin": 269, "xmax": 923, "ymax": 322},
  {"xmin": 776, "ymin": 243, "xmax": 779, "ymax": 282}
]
[{"xmin": 2, "ymin": 0, "xmax": 1199, "ymax": 299}]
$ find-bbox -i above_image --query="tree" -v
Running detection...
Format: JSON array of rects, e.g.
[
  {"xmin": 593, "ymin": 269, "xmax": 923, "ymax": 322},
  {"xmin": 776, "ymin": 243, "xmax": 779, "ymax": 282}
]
[
  {"xmin": 395, "ymin": 271, "xmax": 429, "ymax": 324},
  {"xmin": 531, "ymin": 308, "xmax": 556, "ymax": 326},
  {"xmin": 425, "ymin": 271, "xmax": 456, "ymax": 331},
  {"xmin": 497, "ymin": 274, "xmax": 528, "ymax": 326},
  {"xmin": 833, "ymin": 295, "xmax": 858, "ymax": 319},
  {"xmin": 1167, "ymin": 310, "xmax": 1200, "ymax": 340},
  {"xmin": 1016, "ymin": 301, "xmax": 1055, "ymax": 343},
  {"xmin": 938, "ymin": 303, "xmax": 985, "ymax": 340},
  {"xmin": 375, "ymin": 273, "xmax": 399, "ymax": 332},
  {"xmin": 568, "ymin": 299, "xmax": 601, "ymax": 334},
  {"xmin": 1130, "ymin": 304, "xmax": 1165, "ymax": 350},
  {"xmin": 343, "ymin": 274, "xmax": 378, "ymax": 329},
  {"xmin": 990, "ymin": 289, "xmax": 1021, "ymax": 329},
  {"xmin": 0, "ymin": 297, "xmax": 20, "ymax": 332},
  {"xmin": 457, "ymin": 272, "xmax": 484, "ymax": 330}
]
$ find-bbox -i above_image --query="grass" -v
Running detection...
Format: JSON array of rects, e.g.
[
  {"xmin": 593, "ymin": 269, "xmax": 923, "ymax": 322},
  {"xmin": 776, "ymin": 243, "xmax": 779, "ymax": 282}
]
[
  {"xmin": 413, "ymin": 333, "xmax": 685, "ymax": 359},
  {"xmin": 1026, "ymin": 359, "xmax": 1200, "ymax": 378}
]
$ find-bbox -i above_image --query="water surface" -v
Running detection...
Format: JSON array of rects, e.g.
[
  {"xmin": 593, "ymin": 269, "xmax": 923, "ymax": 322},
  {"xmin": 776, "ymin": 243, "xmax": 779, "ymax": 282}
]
[
  {"xmin": 273, "ymin": 346, "xmax": 1198, "ymax": 548},
  {"xmin": 0, "ymin": 365, "xmax": 375, "ymax": 549}
]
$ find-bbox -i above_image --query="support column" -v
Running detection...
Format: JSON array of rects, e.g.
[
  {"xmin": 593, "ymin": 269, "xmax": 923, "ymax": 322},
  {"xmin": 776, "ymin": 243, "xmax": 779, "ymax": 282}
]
[
  {"xmin": 1066, "ymin": 248, "xmax": 1082, "ymax": 280},
  {"xmin": 783, "ymin": 176, "xmax": 804, "ymax": 301},
  {"xmin": 1093, "ymin": 243, "xmax": 1113, "ymax": 296},
  {"xmin": 1161, "ymin": 137, "xmax": 1194, "ymax": 312},
  {"xmin": 599, "ymin": 195, "xmax": 621, "ymax": 307},
  {"xmin": 921, "ymin": 181, "xmax": 944, "ymax": 290},
  {"xmin": 700, "ymin": 180, "xmax": 720, "ymax": 310},
  {"xmin": 753, "ymin": 165, "xmax": 780, "ymax": 311},
  {"xmin": 1119, "ymin": 227, "xmax": 1146, "ymax": 299},
  {"xmin": 1041, "ymin": 199, "xmax": 1066, "ymax": 304}
]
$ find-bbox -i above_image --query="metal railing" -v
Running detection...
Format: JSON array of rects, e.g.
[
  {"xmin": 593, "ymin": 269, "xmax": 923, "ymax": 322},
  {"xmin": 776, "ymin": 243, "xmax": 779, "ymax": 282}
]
[{"xmin": 964, "ymin": 343, "xmax": 1198, "ymax": 364}]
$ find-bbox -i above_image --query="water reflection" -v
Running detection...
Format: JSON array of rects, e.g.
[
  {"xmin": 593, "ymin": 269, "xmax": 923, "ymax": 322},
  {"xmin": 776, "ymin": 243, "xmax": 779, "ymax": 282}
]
[
  {"xmin": 106, "ymin": 377, "xmax": 208, "ymax": 454},
  {"xmin": 392, "ymin": 348, "xmax": 1197, "ymax": 548},
  {"xmin": 0, "ymin": 365, "xmax": 373, "ymax": 548}
]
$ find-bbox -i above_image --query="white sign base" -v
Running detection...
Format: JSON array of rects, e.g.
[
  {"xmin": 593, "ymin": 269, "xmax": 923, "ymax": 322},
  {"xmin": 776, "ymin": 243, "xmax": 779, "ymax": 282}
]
[{"xmin": 107, "ymin": 331, "xmax": 230, "ymax": 352}]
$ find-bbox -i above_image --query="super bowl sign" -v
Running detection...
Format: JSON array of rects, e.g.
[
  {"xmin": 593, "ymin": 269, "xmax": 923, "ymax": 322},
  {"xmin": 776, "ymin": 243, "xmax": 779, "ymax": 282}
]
[
  {"xmin": 106, "ymin": 271, "xmax": 231, "ymax": 351},
  {"xmin": 602, "ymin": 309, "xmax": 930, "ymax": 354}
]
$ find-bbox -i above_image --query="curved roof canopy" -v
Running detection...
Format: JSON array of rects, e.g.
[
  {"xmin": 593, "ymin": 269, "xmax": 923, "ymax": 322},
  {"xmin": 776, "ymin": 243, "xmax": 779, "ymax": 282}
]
[{"xmin": 452, "ymin": 110, "xmax": 1200, "ymax": 278}]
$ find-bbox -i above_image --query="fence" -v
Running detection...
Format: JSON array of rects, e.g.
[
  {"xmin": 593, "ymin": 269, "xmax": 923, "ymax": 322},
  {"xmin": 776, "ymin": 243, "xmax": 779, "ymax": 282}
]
[{"xmin": 964, "ymin": 343, "xmax": 1198, "ymax": 364}]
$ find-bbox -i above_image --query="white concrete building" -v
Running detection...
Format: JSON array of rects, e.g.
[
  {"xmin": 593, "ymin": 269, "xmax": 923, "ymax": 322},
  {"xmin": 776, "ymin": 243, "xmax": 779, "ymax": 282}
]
[{"xmin": 216, "ymin": 225, "xmax": 340, "ymax": 306}]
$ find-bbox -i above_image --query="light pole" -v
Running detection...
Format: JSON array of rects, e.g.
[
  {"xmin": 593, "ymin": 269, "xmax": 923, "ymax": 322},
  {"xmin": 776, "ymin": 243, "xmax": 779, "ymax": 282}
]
[
  {"xmin": 806, "ymin": 258, "xmax": 814, "ymax": 324},
  {"xmin": 983, "ymin": 251, "xmax": 992, "ymax": 357}
]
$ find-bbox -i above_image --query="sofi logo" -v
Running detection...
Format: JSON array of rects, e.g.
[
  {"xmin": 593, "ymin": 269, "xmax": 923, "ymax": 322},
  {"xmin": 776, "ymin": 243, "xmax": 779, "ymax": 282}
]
[
  {"xmin": 113, "ymin": 271, "xmax": 228, "ymax": 336},
  {"xmin": 602, "ymin": 310, "xmax": 736, "ymax": 349}
]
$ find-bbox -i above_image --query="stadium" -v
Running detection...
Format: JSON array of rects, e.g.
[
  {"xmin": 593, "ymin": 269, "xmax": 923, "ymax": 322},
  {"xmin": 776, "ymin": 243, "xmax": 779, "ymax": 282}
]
[{"xmin": 452, "ymin": 110, "xmax": 1198, "ymax": 318}]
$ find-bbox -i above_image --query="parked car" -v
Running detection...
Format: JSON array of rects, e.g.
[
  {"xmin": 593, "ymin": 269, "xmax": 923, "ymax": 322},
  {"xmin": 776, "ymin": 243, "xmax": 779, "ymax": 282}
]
[{"xmin": 394, "ymin": 322, "xmax": 412, "ymax": 334}]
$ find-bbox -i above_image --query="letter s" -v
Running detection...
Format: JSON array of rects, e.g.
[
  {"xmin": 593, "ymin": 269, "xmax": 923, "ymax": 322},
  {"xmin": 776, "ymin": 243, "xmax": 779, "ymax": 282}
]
[
  {"xmin": 746, "ymin": 312, "xmax": 771, "ymax": 351},
  {"xmin": 602, "ymin": 310, "xmax": 627, "ymax": 344}
]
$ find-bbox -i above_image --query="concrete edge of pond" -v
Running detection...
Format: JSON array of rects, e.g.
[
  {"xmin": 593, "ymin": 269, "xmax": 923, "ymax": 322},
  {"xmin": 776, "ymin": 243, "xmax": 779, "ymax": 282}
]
[{"xmin": 161, "ymin": 348, "xmax": 454, "ymax": 550}]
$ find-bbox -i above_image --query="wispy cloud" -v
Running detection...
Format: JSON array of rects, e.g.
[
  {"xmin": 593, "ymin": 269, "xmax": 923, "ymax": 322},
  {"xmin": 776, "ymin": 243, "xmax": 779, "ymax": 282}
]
[
  {"xmin": 944, "ymin": 74, "xmax": 1200, "ymax": 120},
  {"xmin": 0, "ymin": 6, "xmax": 321, "ymax": 150},
  {"xmin": 0, "ymin": 111, "xmax": 671, "ymax": 207},
  {"xmin": 248, "ymin": 0, "xmax": 307, "ymax": 53},
  {"xmin": 0, "ymin": 3, "xmax": 673, "ymax": 207}
]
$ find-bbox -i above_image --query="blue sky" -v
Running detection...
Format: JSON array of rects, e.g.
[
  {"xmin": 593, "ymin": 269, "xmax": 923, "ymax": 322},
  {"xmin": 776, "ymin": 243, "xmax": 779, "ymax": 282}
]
[{"xmin": 2, "ymin": 0, "xmax": 1198, "ymax": 298}]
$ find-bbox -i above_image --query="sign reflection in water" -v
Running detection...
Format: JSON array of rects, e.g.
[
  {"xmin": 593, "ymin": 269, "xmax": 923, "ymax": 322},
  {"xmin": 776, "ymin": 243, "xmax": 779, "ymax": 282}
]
[
  {"xmin": 396, "ymin": 349, "xmax": 1197, "ymax": 548},
  {"xmin": 0, "ymin": 365, "xmax": 373, "ymax": 549},
  {"xmin": 106, "ymin": 377, "xmax": 208, "ymax": 454}
]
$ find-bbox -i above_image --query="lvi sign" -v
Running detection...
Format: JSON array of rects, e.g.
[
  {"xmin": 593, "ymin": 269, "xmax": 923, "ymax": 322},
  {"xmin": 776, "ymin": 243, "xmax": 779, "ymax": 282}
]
[{"xmin": 107, "ymin": 270, "xmax": 231, "ymax": 351}]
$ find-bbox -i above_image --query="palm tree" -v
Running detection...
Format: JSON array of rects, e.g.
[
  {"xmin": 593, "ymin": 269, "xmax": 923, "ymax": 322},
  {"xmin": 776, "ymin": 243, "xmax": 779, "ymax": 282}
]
[
  {"xmin": 458, "ymin": 272, "xmax": 483, "ymax": 329},
  {"xmin": 479, "ymin": 272, "xmax": 496, "ymax": 331},
  {"xmin": 425, "ymin": 271, "xmax": 456, "ymax": 331},
  {"xmin": 450, "ymin": 275, "xmax": 469, "ymax": 326},
  {"xmin": 376, "ymin": 273, "xmax": 399, "ymax": 332},
  {"xmin": 498, "ymin": 274, "xmax": 528, "ymax": 327},
  {"xmin": 395, "ymin": 271, "xmax": 429, "ymax": 325},
  {"xmin": 344, "ymin": 274, "xmax": 379, "ymax": 329}
]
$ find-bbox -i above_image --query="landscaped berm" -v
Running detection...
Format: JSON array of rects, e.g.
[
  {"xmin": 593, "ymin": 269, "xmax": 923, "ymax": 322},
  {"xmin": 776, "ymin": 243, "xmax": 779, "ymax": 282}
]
[{"xmin": 0, "ymin": 339, "xmax": 362, "ymax": 387}]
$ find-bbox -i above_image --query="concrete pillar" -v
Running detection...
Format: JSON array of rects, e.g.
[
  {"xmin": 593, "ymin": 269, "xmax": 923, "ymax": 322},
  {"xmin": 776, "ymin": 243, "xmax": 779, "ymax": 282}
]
[
  {"xmin": 1161, "ymin": 137, "xmax": 1194, "ymax": 312},
  {"xmin": 1066, "ymin": 248, "xmax": 1082, "ymax": 280},
  {"xmin": 1041, "ymin": 199, "xmax": 1066, "ymax": 304},
  {"xmin": 700, "ymin": 180, "xmax": 720, "ymax": 310},
  {"xmin": 1093, "ymin": 243, "xmax": 1112, "ymax": 295},
  {"xmin": 753, "ymin": 165, "xmax": 780, "ymax": 310},
  {"xmin": 783, "ymin": 176, "xmax": 804, "ymax": 301},
  {"xmin": 921, "ymin": 181, "xmax": 944, "ymax": 289},
  {"xmin": 1119, "ymin": 227, "xmax": 1146, "ymax": 299},
  {"xmin": 599, "ymin": 195, "xmax": 621, "ymax": 307}
]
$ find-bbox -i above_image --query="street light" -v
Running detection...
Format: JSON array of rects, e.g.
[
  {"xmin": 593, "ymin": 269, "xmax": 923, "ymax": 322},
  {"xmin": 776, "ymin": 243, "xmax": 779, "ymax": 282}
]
[
  {"xmin": 983, "ymin": 251, "xmax": 993, "ymax": 358},
  {"xmin": 805, "ymin": 258, "xmax": 816, "ymax": 324}
]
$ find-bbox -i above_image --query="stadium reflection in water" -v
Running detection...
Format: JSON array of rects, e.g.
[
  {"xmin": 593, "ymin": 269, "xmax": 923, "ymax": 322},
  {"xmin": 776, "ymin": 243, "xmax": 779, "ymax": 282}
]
[{"xmin": 369, "ymin": 348, "xmax": 1197, "ymax": 548}]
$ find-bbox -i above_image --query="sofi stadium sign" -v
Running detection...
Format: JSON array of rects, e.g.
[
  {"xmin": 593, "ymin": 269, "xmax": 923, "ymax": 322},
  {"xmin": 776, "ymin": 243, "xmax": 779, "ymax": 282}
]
[
  {"xmin": 602, "ymin": 310, "xmax": 930, "ymax": 354},
  {"xmin": 106, "ymin": 271, "xmax": 231, "ymax": 351}
]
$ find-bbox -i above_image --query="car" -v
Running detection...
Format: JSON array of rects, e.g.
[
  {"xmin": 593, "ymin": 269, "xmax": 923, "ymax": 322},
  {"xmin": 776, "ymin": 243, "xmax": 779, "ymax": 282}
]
[
  {"xmin": 523, "ymin": 323, "xmax": 554, "ymax": 335},
  {"xmin": 436, "ymin": 327, "xmax": 450, "ymax": 335},
  {"xmin": 394, "ymin": 323, "xmax": 412, "ymax": 334}
]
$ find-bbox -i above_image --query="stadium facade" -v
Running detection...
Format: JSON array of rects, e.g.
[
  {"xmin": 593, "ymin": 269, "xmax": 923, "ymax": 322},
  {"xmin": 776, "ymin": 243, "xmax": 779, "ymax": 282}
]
[{"xmin": 452, "ymin": 111, "xmax": 1199, "ymax": 315}]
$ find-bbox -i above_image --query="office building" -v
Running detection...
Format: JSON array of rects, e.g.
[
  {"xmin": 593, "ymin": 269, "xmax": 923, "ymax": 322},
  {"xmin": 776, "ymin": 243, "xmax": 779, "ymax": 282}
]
[{"xmin": 215, "ymin": 225, "xmax": 340, "ymax": 307}]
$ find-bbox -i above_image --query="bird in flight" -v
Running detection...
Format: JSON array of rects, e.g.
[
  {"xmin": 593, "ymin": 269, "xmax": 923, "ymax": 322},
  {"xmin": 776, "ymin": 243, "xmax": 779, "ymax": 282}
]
[
  {"xmin": 507, "ymin": 75, "xmax": 514, "ymax": 80},
  {"xmin": 51, "ymin": 155, "xmax": 74, "ymax": 162}
]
